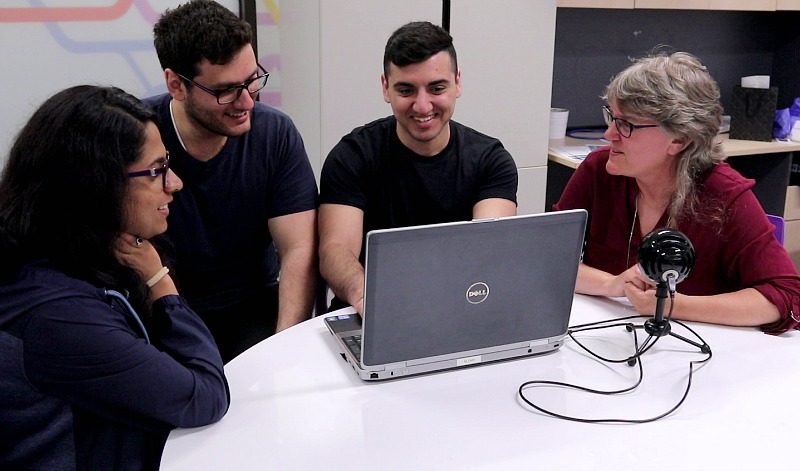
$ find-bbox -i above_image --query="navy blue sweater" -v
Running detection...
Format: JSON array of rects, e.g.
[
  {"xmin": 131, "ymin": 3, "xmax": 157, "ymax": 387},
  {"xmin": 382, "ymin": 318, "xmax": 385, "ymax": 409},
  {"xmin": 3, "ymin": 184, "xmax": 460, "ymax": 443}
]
[{"xmin": 0, "ymin": 263, "xmax": 229, "ymax": 470}]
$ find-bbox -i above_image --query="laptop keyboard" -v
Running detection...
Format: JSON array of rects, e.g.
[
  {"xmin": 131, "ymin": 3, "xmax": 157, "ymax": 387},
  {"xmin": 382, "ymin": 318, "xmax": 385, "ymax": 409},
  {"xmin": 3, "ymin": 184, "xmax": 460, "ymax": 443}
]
[{"xmin": 343, "ymin": 334, "xmax": 362, "ymax": 358}]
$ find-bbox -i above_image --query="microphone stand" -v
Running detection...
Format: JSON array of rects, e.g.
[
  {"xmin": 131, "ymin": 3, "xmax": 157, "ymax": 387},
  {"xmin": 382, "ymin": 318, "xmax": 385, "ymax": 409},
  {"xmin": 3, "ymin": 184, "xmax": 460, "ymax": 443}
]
[{"xmin": 629, "ymin": 275, "xmax": 711, "ymax": 365}]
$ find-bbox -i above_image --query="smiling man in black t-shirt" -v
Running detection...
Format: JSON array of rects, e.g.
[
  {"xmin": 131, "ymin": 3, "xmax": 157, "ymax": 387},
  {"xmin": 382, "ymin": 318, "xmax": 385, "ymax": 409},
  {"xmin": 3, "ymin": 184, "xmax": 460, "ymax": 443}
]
[{"xmin": 319, "ymin": 21, "xmax": 518, "ymax": 314}]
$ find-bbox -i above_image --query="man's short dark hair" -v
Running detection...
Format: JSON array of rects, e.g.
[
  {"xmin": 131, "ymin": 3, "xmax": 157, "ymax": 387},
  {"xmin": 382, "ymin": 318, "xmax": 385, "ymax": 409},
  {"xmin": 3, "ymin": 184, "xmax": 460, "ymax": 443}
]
[
  {"xmin": 153, "ymin": 0, "xmax": 252, "ymax": 79},
  {"xmin": 383, "ymin": 21, "xmax": 457, "ymax": 77}
]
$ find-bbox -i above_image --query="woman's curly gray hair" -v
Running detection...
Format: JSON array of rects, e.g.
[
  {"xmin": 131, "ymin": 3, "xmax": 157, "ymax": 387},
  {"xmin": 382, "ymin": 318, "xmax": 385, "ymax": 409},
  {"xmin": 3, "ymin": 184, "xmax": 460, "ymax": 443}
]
[{"xmin": 603, "ymin": 51, "xmax": 725, "ymax": 226}]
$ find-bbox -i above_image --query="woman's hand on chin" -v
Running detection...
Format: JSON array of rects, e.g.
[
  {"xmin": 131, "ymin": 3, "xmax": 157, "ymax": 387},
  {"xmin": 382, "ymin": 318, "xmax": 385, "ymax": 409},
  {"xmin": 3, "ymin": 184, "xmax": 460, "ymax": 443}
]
[{"xmin": 113, "ymin": 233, "xmax": 163, "ymax": 282}]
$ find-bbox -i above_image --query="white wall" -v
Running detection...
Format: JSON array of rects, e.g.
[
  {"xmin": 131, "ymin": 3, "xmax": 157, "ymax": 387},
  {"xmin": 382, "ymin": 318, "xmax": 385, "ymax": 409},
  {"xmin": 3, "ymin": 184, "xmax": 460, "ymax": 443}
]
[
  {"xmin": 279, "ymin": 0, "xmax": 557, "ymax": 213},
  {"xmin": 280, "ymin": 0, "xmax": 441, "ymax": 180},
  {"xmin": 1, "ymin": 1, "xmax": 557, "ymax": 213},
  {"xmin": 450, "ymin": 1, "xmax": 556, "ymax": 214},
  {"xmin": 0, "ymin": 0, "xmax": 238, "ymax": 168}
]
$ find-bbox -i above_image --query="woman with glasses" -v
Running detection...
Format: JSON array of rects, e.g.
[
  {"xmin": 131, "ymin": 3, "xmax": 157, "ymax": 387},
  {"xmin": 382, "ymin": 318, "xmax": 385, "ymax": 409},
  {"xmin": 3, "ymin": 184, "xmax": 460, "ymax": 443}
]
[
  {"xmin": 554, "ymin": 51, "xmax": 800, "ymax": 334},
  {"xmin": 0, "ymin": 85, "xmax": 228, "ymax": 470}
]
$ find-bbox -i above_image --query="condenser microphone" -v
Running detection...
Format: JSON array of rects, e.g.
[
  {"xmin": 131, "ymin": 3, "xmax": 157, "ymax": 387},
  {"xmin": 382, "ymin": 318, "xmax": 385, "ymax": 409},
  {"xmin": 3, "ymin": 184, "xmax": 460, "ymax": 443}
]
[
  {"xmin": 636, "ymin": 228, "xmax": 695, "ymax": 337},
  {"xmin": 638, "ymin": 228, "xmax": 695, "ymax": 292}
]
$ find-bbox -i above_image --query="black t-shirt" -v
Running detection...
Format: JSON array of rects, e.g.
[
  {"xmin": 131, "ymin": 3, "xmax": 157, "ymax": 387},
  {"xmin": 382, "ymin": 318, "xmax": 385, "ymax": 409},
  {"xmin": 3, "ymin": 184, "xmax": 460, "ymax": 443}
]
[{"xmin": 320, "ymin": 116, "xmax": 518, "ymax": 262}]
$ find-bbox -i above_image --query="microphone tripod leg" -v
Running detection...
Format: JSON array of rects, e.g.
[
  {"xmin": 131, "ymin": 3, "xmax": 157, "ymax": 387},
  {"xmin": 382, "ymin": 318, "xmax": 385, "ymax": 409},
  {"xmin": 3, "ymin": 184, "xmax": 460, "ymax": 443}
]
[
  {"xmin": 627, "ymin": 321, "xmax": 711, "ymax": 367},
  {"xmin": 667, "ymin": 331, "xmax": 711, "ymax": 354}
]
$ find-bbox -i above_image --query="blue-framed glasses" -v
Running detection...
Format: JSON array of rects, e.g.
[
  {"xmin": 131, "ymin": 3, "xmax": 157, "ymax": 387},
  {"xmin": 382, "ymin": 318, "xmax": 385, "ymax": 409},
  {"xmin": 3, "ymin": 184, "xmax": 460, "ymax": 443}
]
[
  {"xmin": 178, "ymin": 64, "xmax": 269, "ymax": 105},
  {"xmin": 602, "ymin": 105, "xmax": 659, "ymax": 138},
  {"xmin": 127, "ymin": 152, "xmax": 170, "ymax": 189}
]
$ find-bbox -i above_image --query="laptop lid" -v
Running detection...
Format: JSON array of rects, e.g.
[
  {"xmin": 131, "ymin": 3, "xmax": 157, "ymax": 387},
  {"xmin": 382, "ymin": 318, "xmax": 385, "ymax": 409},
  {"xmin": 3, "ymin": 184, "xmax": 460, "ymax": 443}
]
[{"xmin": 326, "ymin": 209, "xmax": 587, "ymax": 380}]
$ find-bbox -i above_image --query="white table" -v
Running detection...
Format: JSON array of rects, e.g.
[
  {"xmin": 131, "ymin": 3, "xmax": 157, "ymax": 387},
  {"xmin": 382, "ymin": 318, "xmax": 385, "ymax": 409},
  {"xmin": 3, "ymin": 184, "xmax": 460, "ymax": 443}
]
[{"xmin": 161, "ymin": 294, "xmax": 800, "ymax": 471}]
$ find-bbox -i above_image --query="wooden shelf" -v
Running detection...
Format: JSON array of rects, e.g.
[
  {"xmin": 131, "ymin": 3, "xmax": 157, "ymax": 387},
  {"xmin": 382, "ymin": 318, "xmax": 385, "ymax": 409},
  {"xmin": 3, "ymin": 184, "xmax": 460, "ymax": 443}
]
[
  {"xmin": 547, "ymin": 136, "xmax": 800, "ymax": 217},
  {"xmin": 549, "ymin": 136, "xmax": 800, "ymax": 169},
  {"xmin": 556, "ymin": 0, "xmax": 633, "ymax": 7}
]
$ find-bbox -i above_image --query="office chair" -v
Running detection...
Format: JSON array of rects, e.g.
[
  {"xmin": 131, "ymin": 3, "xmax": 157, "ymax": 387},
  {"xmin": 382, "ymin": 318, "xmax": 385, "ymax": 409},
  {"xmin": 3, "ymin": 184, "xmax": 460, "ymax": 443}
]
[{"xmin": 767, "ymin": 214, "xmax": 785, "ymax": 246}]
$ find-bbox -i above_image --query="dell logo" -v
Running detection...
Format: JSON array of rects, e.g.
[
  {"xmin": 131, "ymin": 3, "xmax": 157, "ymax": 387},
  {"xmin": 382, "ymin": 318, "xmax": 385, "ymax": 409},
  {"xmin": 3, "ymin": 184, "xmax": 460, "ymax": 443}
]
[{"xmin": 466, "ymin": 282, "xmax": 490, "ymax": 304}]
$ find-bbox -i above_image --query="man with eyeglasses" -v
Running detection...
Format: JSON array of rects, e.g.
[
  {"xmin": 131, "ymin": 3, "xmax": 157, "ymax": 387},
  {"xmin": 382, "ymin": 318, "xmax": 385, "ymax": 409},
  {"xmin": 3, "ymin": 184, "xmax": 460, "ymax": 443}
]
[{"xmin": 143, "ymin": 0, "xmax": 318, "ymax": 362}]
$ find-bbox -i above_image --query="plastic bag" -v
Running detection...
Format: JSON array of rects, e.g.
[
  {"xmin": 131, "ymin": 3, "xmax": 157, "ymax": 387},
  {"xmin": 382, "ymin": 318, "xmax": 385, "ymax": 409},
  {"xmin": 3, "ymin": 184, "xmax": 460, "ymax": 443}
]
[{"xmin": 774, "ymin": 97, "xmax": 800, "ymax": 139}]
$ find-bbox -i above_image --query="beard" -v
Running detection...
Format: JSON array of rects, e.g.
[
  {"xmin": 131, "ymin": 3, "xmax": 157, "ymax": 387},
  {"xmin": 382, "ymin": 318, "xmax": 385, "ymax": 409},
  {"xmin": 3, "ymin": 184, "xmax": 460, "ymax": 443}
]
[{"xmin": 183, "ymin": 94, "xmax": 251, "ymax": 138}]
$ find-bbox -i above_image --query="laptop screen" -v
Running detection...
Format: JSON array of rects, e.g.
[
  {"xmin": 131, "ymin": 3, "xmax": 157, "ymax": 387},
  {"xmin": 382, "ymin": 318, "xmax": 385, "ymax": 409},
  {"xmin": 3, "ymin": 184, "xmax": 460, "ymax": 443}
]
[{"xmin": 361, "ymin": 210, "xmax": 586, "ymax": 367}]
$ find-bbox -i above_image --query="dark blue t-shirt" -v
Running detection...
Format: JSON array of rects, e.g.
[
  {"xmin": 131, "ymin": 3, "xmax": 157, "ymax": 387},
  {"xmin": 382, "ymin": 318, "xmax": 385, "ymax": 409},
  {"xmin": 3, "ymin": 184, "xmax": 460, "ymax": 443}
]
[{"xmin": 144, "ymin": 94, "xmax": 318, "ymax": 313}]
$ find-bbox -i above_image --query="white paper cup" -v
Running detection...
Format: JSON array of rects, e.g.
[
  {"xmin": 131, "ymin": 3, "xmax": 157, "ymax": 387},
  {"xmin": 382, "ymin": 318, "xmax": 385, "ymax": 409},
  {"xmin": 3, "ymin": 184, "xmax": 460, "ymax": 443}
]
[{"xmin": 549, "ymin": 108, "xmax": 569, "ymax": 140}]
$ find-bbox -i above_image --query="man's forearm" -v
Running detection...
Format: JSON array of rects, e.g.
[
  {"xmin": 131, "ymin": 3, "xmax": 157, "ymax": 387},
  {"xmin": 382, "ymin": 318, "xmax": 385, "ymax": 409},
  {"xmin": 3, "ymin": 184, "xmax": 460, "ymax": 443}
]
[
  {"xmin": 275, "ymin": 249, "xmax": 316, "ymax": 331},
  {"xmin": 320, "ymin": 244, "xmax": 365, "ymax": 310}
]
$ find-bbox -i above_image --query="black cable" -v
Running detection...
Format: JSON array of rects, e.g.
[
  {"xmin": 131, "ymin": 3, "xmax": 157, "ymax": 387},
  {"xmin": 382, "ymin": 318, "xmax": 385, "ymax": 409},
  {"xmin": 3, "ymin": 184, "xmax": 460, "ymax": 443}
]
[{"xmin": 518, "ymin": 296, "xmax": 712, "ymax": 424}]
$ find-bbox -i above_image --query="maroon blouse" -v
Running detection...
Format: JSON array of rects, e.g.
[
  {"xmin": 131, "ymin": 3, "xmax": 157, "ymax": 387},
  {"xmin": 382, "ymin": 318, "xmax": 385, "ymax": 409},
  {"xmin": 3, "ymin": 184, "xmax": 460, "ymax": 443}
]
[{"xmin": 554, "ymin": 147, "xmax": 800, "ymax": 334}]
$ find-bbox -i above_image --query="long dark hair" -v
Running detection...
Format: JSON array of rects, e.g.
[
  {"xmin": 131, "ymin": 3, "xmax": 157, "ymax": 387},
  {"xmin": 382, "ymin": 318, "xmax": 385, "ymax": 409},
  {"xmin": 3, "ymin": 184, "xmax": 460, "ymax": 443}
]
[{"xmin": 0, "ymin": 85, "xmax": 158, "ymax": 314}]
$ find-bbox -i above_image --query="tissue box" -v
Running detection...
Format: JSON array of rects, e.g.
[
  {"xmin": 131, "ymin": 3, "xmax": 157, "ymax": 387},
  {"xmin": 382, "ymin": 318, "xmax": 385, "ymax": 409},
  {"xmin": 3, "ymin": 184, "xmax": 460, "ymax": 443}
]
[
  {"xmin": 741, "ymin": 75, "xmax": 770, "ymax": 89},
  {"xmin": 729, "ymin": 85, "xmax": 778, "ymax": 142}
]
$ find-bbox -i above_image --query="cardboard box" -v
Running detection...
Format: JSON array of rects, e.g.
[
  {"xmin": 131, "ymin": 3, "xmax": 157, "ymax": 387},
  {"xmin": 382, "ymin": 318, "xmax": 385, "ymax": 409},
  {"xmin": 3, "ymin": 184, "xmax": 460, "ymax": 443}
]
[{"xmin": 785, "ymin": 186, "xmax": 800, "ymax": 222}]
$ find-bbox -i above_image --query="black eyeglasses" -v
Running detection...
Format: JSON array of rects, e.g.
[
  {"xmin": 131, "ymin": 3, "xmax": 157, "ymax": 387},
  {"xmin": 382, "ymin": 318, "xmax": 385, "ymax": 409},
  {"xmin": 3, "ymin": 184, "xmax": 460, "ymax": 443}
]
[
  {"xmin": 127, "ymin": 152, "xmax": 170, "ymax": 188},
  {"xmin": 178, "ymin": 64, "xmax": 269, "ymax": 105},
  {"xmin": 602, "ymin": 105, "xmax": 659, "ymax": 138}
]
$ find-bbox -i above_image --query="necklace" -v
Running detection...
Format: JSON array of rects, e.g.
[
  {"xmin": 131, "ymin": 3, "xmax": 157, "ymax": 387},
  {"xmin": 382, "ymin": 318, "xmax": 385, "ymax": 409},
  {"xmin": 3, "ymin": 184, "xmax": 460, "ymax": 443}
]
[
  {"xmin": 626, "ymin": 195, "xmax": 639, "ymax": 269},
  {"xmin": 169, "ymin": 100, "xmax": 188, "ymax": 152}
]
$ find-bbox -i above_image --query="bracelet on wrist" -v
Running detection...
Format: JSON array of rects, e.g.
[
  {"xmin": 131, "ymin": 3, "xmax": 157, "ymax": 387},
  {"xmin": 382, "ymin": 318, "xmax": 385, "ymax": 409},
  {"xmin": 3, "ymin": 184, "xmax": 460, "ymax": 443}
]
[{"xmin": 146, "ymin": 266, "xmax": 170, "ymax": 288}]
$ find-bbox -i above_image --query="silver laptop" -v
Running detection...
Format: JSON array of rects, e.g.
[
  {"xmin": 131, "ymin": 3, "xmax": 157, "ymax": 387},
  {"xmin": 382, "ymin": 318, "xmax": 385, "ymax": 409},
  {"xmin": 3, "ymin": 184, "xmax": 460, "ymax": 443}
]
[{"xmin": 324, "ymin": 209, "xmax": 587, "ymax": 381}]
